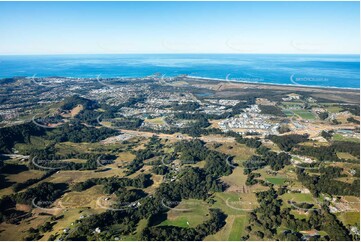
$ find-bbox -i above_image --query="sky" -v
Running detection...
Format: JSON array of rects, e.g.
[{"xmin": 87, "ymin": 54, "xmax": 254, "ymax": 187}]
[{"xmin": 0, "ymin": 1, "xmax": 359, "ymax": 55}]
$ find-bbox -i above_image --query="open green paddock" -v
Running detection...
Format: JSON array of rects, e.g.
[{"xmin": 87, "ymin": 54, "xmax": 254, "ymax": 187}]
[{"xmin": 292, "ymin": 110, "xmax": 316, "ymax": 120}]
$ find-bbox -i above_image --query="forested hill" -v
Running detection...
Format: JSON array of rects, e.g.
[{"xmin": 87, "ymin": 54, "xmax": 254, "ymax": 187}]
[
  {"xmin": 61, "ymin": 95, "xmax": 99, "ymax": 110},
  {"xmin": 0, "ymin": 122, "xmax": 45, "ymax": 153}
]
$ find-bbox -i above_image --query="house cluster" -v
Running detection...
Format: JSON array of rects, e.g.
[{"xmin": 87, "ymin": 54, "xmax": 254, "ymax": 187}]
[
  {"xmin": 200, "ymin": 104, "xmax": 230, "ymax": 115},
  {"xmin": 120, "ymin": 106, "xmax": 172, "ymax": 118},
  {"xmin": 219, "ymin": 112, "xmax": 279, "ymax": 135},
  {"xmin": 326, "ymin": 196, "xmax": 359, "ymax": 214},
  {"xmin": 89, "ymin": 85, "xmax": 146, "ymax": 106},
  {"xmin": 0, "ymin": 109, "xmax": 19, "ymax": 121},
  {"xmin": 166, "ymin": 162, "xmax": 182, "ymax": 182},
  {"xmin": 147, "ymin": 92, "xmax": 196, "ymax": 106},
  {"xmin": 244, "ymin": 104, "xmax": 262, "ymax": 113},
  {"xmin": 204, "ymin": 99, "xmax": 240, "ymax": 106}
]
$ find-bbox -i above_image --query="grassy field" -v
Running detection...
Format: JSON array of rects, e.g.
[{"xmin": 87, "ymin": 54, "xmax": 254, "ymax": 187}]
[
  {"xmin": 337, "ymin": 152, "xmax": 358, "ymax": 160},
  {"xmin": 158, "ymin": 216, "xmax": 191, "ymax": 228},
  {"xmin": 281, "ymin": 192, "xmax": 315, "ymax": 204},
  {"xmin": 0, "ymin": 203, "xmax": 103, "ymax": 241},
  {"xmin": 143, "ymin": 173, "xmax": 163, "ymax": 194},
  {"xmin": 328, "ymin": 162, "xmax": 359, "ymax": 170},
  {"xmin": 115, "ymin": 151, "xmax": 136, "ymax": 165},
  {"xmin": 281, "ymin": 192, "xmax": 316, "ymax": 211},
  {"xmin": 16, "ymin": 138, "xmax": 133, "ymax": 158},
  {"xmin": 59, "ymin": 185, "xmax": 105, "ymax": 209},
  {"xmin": 292, "ymin": 110, "xmax": 316, "ymax": 120},
  {"xmin": 299, "ymin": 141, "xmax": 329, "ymax": 147},
  {"xmin": 43, "ymin": 167, "xmax": 125, "ymax": 184},
  {"xmin": 265, "ymin": 177, "xmax": 286, "ymax": 185},
  {"xmin": 0, "ymin": 162, "xmax": 45, "ymax": 196},
  {"xmin": 6, "ymin": 169, "xmax": 44, "ymax": 183},
  {"xmin": 256, "ymin": 166, "xmax": 295, "ymax": 182},
  {"xmin": 0, "ymin": 213, "xmax": 49, "ymax": 240},
  {"xmin": 220, "ymin": 166, "xmax": 268, "ymax": 193},
  {"xmin": 228, "ymin": 216, "xmax": 248, "ymax": 240},
  {"xmin": 70, "ymin": 105, "xmax": 83, "ymax": 117},
  {"xmin": 221, "ymin": 167, "xmax": 248, "ymax": 190},
  {"xmin": 212, "ymin": 192, "xmax": 257, "ymax": 215},
  {"xmin": 333, "ymin": 134, "xmax": 360, "ymax": 143},
  {"xmin": 14, "ymin": 136, "xmax": 51, "ymax": 153},
  {"xmin": 282, "ymin": 110, "xmax": 294, "ymax": 117},
  {"xmin": 56, "ymin": 141, "xmax": 129, "ymax": 154},
  {"xmin": 120, "ymin": 218, "xmax": 148, "ymax": 241},
  {"xmin": 290, "ymin": 210, "xmax": 309, "ymax": 220},
  {"xmin": 188, "ymin": 160, "xmax": 206, "ymax": 169},
  {"xmin": 210, "ymin": 142, "xmax": 255, "ymax": 163},
  {"xmin": 144, "ymin": 117, "xmax": 165, "ymax": 125},
  {"xmin": 205, "ymin": 215, "xmax": 248, "ymax": 241},
  {"xmin": 325, "ymin": 105, "xmax": 343, "ymax": 113},
  {"xmin": 342, "ymin": 196, "xmax": 360, "ymax": 211},
  {"xmin": 262, "ymin": 140, "xmax": 282, "ymax": 152},
  {"xmin": 41, "ymin": 207, "xmax": 104, "ymax": 241},
  {"xmin": 157, "ymin": 199, "xmax": 210, "ymax": 228},
  {"xmin": 336, "ymin": 212, "xmax": 360, "ymax": 227},
  {"xmin": 335, "ymin": 176, "xmax": 358, "ymax": 184}
]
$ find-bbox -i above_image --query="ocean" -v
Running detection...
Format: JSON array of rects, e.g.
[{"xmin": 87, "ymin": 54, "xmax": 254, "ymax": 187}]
[{"xmin": 0, "ymin": 54, "xmax": 359, "ymax": 89}]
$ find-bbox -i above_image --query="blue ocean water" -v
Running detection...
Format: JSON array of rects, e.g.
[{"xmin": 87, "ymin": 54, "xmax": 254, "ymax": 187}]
[{"xmin": 0, "ymin": 54, "xmax": 359, "ymax": 89}]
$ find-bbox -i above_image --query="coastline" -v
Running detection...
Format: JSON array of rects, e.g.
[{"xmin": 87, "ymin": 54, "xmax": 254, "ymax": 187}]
[
  {"xmin": 186, "ymin": 75, "xmax": 360, "ymax": 91},
  {"xmin": 0, "ymin": 53, "xmax": 359, "ymax": 90},
  {"xmin": 2, "ymin": 74, "xmax": 360, "ymax": 92}
]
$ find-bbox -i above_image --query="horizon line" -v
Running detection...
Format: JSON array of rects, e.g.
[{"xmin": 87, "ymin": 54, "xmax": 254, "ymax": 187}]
[{"xmin": 0, "ymin": 52, "xmax": 359, "ymax": 56}]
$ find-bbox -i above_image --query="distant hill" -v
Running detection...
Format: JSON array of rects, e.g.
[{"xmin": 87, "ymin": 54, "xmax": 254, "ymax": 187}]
[{"xmin": 61, "ymin": 95, "xmax": 99, "ymax": 111}]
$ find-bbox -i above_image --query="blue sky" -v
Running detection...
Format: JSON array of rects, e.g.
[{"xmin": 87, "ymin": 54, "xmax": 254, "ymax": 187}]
[{"xmin": 0, "ymin": 1, "xmax": 359, "ymax": 54}]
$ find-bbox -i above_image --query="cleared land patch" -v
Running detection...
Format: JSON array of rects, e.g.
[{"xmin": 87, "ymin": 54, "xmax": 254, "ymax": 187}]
[
  {"xmin": 157, "ymin": 199, "xmax": 210, "ymax": 228},
  {"xmin": 293, "ymin": 110, "xmax": 316, "ymax": 120}
]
